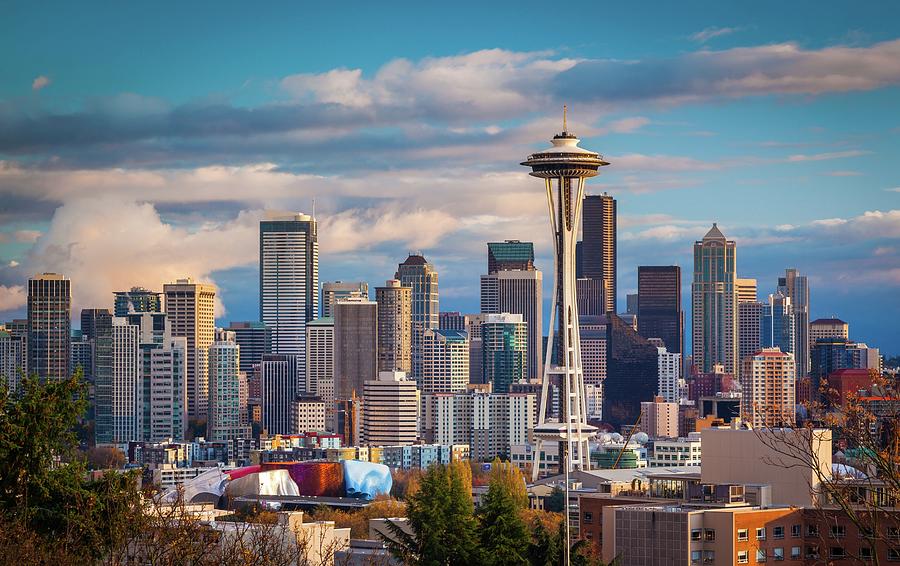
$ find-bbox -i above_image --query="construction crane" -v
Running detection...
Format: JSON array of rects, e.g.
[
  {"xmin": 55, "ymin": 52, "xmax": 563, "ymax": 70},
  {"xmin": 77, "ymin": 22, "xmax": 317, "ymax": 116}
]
[{"xmin": 611, "ymin": 407, "xmax": 644, "ymax": 469}]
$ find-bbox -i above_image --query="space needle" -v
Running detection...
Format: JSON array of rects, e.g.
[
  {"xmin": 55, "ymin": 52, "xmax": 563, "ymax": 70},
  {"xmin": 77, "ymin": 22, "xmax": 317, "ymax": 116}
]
[{"xmin": 521, "ymin": 108, "xmax": 609, "ymax": 483}]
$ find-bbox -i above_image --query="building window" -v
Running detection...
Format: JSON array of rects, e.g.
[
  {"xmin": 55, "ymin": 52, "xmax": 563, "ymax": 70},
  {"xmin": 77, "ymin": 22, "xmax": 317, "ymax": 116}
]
[
  {"xmin": 829, "ymin": 547, "xmax": 846, "ymax": 559},
  {"xmin": 773, "ymin": 526, "xmax": 784, "ymax": 539},
  {"xmin": 691, "ymin": 550, "xmax": 702, "ymax": 564},
  {"xmin": 756, "ymin": 549, "xmax": 767, "ymax": 562},
  {"xmin": 807, "ymin": 525, "xmax": 819, "ymax": 537},
  {"xmin": 738, "ymin": 528, "xmax": 749, "ymax": 541},
  {"xmin": 790, "ymin": 547, "xmax": 801, "ymax": 560},
  {"xmin": 889, "ymin": 549, "xmax": 900, "ymax": 562},
  {"xmin": 757, "ymin": 527, "xmax": 766, "ymax": 540},
  {"xmin": 691, "ymin": 529, "xmax": 702, "ymax": 542},
  {"xmin": 791, "ymin": 525, "xmax": 801, "ymax": 538},
  {"xmin": 703, "ymin": 550, "xmax": 715, "ymax": 564},
  {"xmin": 806, "ymin": 546, "xmax": 820, "ymax": 560},
  {"xmin": 705, "ymin": 529, "xmax": 716, "ymax": 541},
  {"xmin": 583, "ymin": 511, "xmax": 593, "ymax": 524},
  {"xmin": 831, "ymin": 525, "xmax": 846, "ymax": 538},
  {"xmin": 860, "ymin": 546, "xmax": 874, "ymax": 561},
  {"xmin": 773, "ymin": 547, "xmax": 784, "ymax": 561}
]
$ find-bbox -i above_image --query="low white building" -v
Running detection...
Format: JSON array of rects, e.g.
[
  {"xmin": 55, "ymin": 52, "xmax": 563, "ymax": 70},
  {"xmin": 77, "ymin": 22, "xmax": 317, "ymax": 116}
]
[{"xmin": 646, "ymin": 432, "xmax": 702, "ymax": 468}]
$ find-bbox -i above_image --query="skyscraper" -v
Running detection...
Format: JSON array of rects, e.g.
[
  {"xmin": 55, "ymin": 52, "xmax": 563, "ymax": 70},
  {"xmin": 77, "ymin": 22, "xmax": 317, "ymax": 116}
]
[
  {"xmin": 691, "ymin": 224, "xmax": 738, "ymax": 375},
  {"xmin": 480, "ymin": 241, "xmax": 542, "ymax": 379},
  {"xmin": 421, "ymin": 328, "xmax": 469, "ymax": 394},
  {"xmin": 395, "ymin": 254, "xmax": 439, "ymax": 383},
  {"xmin": 113, "ymin": 287, "xmax": 162, "ymax": 317},
  {"xmin": 575, "ymin": 277, "xmax": 605, "ymax": 317},
  {"xmin": 742, "ymin": 348, "xmax": 796, "ymax": 428},
  {"xmin": 27, "ymin": 273, "xmax": 71, "ymax": 381},
  {"xmin": 737, "ymin": 301, "xmax": 763, "ymax": 376},
  {"xmin": 582, "ymin": 193, "xmax": 616, "ymax": 313},
  {"xmin": 306, "ymin": 316, "xmax": 334, "ymax": 398},
  {"xmin": 810, "ymin": 317, "xmax": 849, "ymax": 345},
  {"xmin": 260, "ymin": 213, "xmax": 318, "ymax": 378},
  {"xmin": 375, "ymin": 279, "xmax": 412, "ymax": 374},
  {"xmin": 321, "ymin": 281, "xmax": 368, "ymax": 318},
  {"xmin": 147, "ymin": 336, "xmax": 187, "ymax": 442},
  {"xmin": 94, "ymin": 316, "xmax": 140, "ymax": 445},
  {"xmin": 602, "ymin": 314, "xmax": 659, "ymax": 427},
  {"xmin": 80, "ymin": 308, "xmax": 109, "ymax": 341},
  {"xmin": 778, "ymin": 269, "xmax": 810, "ymax": 379},
  {"xmin": 362, "ymin": 371, "xmax": 419, "ymax": 446},
  {"xmin": 735, "ymin": 278, "xmax": 758, "ymax": 304},
  {"xmin": 637, "ymin": 266, "xmax": 683, "ymax": 354},
  {"xmin": 481, "ymin": 313, "xmax": 528, "ymax": 393},
  {"xmin": 657, "ymin": 347, "xmax": 683, "ymax": 404},
  {"xmin": 761, "ymin": 292, "xmax": 795, "ymax": 365},
  {"xmin": 260, "ymin": 354, "xmax": 299, "ymax": 435},
  {"xmin": 333, "ymin": 297, "xmax": 378, "ymax": 400},
  {"xmin": 438, "ymin": 311, "xmax": 467, "ymax": 332},
  {"xmin": 207, "ymin": 330, "xmax": 250, "ymax": 441},
  {"xmin": 0, "ymin": 327, "xmax": 26, "ymax": 393},
  {"xmin": 227, "ymin": 321, "xmax": 271, "ymax": 374},
  {"xmin": 164, "ymin": 278, "xmax": 216, "ymax": 420}
]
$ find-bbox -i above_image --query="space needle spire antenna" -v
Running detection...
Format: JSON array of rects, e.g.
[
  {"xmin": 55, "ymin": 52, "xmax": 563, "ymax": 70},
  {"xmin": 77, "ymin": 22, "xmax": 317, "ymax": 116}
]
[{"xmin": 521, "ymin": 109, "xmax": 609, "ymax": 484}]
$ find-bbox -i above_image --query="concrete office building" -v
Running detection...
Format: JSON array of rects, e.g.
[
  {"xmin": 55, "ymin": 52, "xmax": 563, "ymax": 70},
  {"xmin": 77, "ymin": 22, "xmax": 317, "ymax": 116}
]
[
  {"xmin": 164, "ymin": 278, "xmax": 216, "ymax": 420},
  {"xmin": 465, "ymin": 313, "xmax": 488, "ymax": 384},
  {"xmin": 207, "ymin": 330, "xmax": 250, "ymax": 441},
  {"xmin": 396, "ymin": 254, "xmax": 439, "ymax": 383},
  {"xmin": 333, "ymin": 297, "xmax": 377, "ymax": 400},
  {"xmin": 481, "ymin": 313, "xmax": 528, "ymax": 393},
  {"xmin": 0, "ymin": 327, "xmax": 26, "ymax": 392},
  {"xmin": 95, "ymin": 317, "xmax": 141, "ymax": 445},
  {"xmin": 259, "ymin": 213, "xmax": 318, "ymax": 383},
  {"xmin": 362, "ymin": 371, "xmax": 419, "ymax": 446},
  {"xmin": 637, "ymin": 266, "xmax": 683, "ymax": 354},
  {"xmin": 375, "ymin": 279, "xmax": 411, "ymax": 373},
  {"xmin": 147, "ymin": 336, "xmax": 188, "ymax": 442},
  {"xmin": 735, "ymin": 277, "xmax": 758, "ymax": 304},
  {"xmin": 741, "ymin": 348, "xmax": 796, "ymax": 428},
  {"xmin": 438, "ymin": 311, "xmax": 467, "ymax": 332},
  {"xmin": 576, "ymin": 277, "xmax": 606, "ymax": 317},
  {"xmin": 306, "ymin": 317, "xmax": 334, "ymax": 398},
  {"xmin": 810, "ymin": 317, "xmax": 849, "ymax": 346},
  {"xmin": 657, "ymin": 347, "xmax": 683, "ymax": 403},
  {"xmin": 114, "ymin": 287, "xmax": 162, "ymax": 317},
  {"xmin": 480, "ymin": 241, "xmax": 543, "ymax": 377},
  {"xmin": 321, "ymin": 281, "xmax": 368, "ymax": 318},
  {"xmin": 582, "ymin": 193, "xmax": 617, "ymax": 313},
  {"xmin": 737, "ymin": 301, "xmax": 763, "ymax": 378},
  {"xmin": 422, "ymin": 391, "xmax": 536, "ymax": 462},
  {"xmin": 291, "ymin": 397, "xmax": 326, "ymax": 433},
  {"xmin": 80, "ymin": 308, "xmax": 108, "ymax": 341},
  {"xmin": 641, "ymin": 396, "xmax": 679, "ymax": 439},
  {"xmin": 227, "ymin": 321, "xmax": 271, "ymax": 374},
  {"xmin": 27, "ymin": 273, "xmax": 71, "ymax": 381},
  {"xmin": 421, "ymin": 328, "xmax": 469, "ymax": 394},
  {"xmin": 260, "ymin": 354, "xmax": 300, "ymax": 436},
  {"xmin": 692, "ymin": 225, "xmax": 738, "ymax": 375}
]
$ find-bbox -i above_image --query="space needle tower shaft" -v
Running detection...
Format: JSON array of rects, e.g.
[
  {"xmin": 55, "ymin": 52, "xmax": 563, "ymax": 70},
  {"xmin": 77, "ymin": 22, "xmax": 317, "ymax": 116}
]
[{"xmin": 521, "ymin": 108, "xmax": 609, "ymax": 482}]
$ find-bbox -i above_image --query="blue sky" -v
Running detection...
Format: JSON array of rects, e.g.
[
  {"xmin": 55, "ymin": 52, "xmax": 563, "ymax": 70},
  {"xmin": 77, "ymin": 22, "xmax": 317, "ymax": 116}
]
[{"xmin": 1, "ymin": 1, "xmax": 898, "ymax": 354}]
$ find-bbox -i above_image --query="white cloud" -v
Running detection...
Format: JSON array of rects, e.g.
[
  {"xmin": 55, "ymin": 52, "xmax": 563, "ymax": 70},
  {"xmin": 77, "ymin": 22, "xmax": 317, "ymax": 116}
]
[
  {"xmin": 32, "ymin": 75, "xmax": 50, "ymax": 91},
  {"xmin": 786, "ymin": 150, "xmax": 870, "ymax": 162},
  {"xmin": 0, "ymin": 285, "xmax": 26, "ymax": 311},
  {"xmin": 690, "ymin": 26, "xmax": 741, "ymax": 43},
  {"xmin": 13, "ymin": 230, "xmax": 41, "ymax": 243}
]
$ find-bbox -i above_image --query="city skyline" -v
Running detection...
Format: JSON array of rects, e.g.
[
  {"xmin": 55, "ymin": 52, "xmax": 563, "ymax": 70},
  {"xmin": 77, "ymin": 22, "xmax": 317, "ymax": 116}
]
[{"xmin": 0, "ymin": 2, "xmax": 898, "ymax": 355}]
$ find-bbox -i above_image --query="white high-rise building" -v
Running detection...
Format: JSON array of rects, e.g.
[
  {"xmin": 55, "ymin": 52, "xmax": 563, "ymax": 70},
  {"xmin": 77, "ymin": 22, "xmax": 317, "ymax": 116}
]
[
  {"xmin": 657, "ymin": 347, "xmax": 683, "ymax": 403},
  {"xmin": 109, "ymin": 317, "xmax": 141, "ymax": 444},
  {"xmin": 422, "ymin": 391, "xmax": 536, "ymax": 462},
  {"xmin": 207, "ymin": 330, "xmax": 250, "ymax": 441},
  {"xmin": 147, "ymin": 337, "xmax": 187, "ymax": 442},
  {"xmin": 260, "ymin": 214, "xmax": 318, "ymax": 384},
  {"xmin": 306, "ymin": 317, "xmax": 334, "ymax": 397},
  {"xmin": 164, "ymin": 278, "xmax": 216, "ymax": 420},
  {"xmin": 422, "ymin": 328, "xmax": 469, "ymax": 394},
  {"xmin": 738, "ymin": 301, "xmax": 763, "ymax": 379},
  {"xmin": 0, "ymin": 327, "xmax": 26, "ymax": 393},
  {"xmin": 291, "ymin": 397, "xmax": 327, "ymax": 433},
  {"xmin": 260, "ymin": 354, "xmax": 300, "ymax": 436},
  {"xmin": 362, "ymin": 371, "xmax": 419, "ymax": 446}
]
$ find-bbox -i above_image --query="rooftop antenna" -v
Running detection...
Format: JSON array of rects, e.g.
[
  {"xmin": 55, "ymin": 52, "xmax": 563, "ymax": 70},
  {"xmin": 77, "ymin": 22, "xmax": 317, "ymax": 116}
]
[
  {"xmin": 312, "ymin": 198, "xmax": 316, "ymax": 219},
  {"xmin": 563, "ymin": 105, "xmax": 568, "ymax": 133}
]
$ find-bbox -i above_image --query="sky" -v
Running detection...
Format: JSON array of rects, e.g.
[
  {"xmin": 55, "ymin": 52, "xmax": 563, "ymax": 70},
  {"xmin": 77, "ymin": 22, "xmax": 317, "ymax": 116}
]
[{"xmin": 0, "ymin": 1, "xmax": 898, "ymax": 354}]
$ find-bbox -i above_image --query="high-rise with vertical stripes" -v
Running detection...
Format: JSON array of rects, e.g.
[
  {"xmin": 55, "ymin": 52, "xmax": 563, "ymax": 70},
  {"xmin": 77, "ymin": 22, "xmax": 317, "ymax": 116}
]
[
  {"xmin": 259, "ymin": 213, "xmax": 318, "ymax": 386},
  {"xmin": 692, "ymin": 224, "xmax": 738, "ymax": 375},
  {"xmin": 27, "ymin": 273, "xmax": 71, "ymax": 381},
  {"xmin": 395, "ymin": 254, "xmax": 438, "ymax": 384},
  {"xmin": 582, "ymin": 193, "xmax": 617, "ymax": 313},
  {"xmin": 164, "ymin": 278, "xmax": 216, "ymax": 420}
]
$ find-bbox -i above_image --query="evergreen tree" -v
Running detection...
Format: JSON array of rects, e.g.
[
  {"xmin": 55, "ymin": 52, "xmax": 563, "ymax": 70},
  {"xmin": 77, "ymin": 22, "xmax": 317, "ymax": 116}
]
[
  {"xmin": 384, "ymin": 461, "xmax": 480, "ymax": 565},
  {"xmin": 477, "ymin": 461, "xmax": 530, "ymax": 565}
]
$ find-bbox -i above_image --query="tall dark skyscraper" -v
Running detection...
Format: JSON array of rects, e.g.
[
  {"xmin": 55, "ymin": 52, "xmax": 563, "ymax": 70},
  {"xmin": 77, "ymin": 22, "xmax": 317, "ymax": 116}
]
[
  {"xmin": 637, "ymin": 266, "xmax": 683, "ymax": 354},
  {"xmin": 582, "ymin": 193, "xmax": 616, "ymax": 313},
  {"xmin": 396, "ymin": 254, "xmax": 439, "ymax": 383},
  {"xmin": 227, "ymin": 321, "xmax": 272, "ymax": 374},
  {"xmin": 27, "ymin": 273, "xmax": 71, "ymax": 381},
  {"xmin": 80, "ymin": 308, "xmax": 111, "ymax": 341}
]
